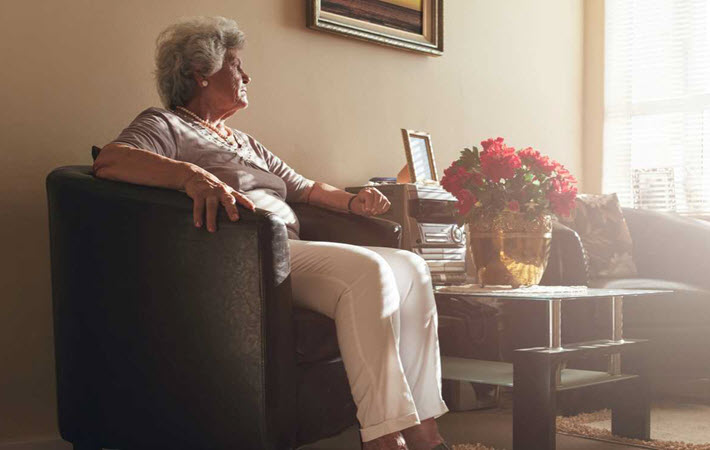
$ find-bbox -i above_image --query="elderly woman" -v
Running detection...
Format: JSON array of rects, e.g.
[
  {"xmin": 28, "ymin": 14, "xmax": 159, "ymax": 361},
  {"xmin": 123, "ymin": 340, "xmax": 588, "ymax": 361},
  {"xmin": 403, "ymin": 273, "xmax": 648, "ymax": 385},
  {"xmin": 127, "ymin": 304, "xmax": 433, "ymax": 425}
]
[{"xmin": 94, "ymin": 16, "xmax": 449, "ymax": 450}]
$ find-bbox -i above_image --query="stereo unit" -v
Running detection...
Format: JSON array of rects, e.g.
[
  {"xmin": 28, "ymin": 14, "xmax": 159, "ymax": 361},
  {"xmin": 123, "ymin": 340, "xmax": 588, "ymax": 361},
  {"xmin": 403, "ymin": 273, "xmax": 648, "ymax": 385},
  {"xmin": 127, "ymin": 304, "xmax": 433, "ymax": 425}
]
[{"xmin": 346, "ymin": 183, "xmax": 467, "ymax": 285}]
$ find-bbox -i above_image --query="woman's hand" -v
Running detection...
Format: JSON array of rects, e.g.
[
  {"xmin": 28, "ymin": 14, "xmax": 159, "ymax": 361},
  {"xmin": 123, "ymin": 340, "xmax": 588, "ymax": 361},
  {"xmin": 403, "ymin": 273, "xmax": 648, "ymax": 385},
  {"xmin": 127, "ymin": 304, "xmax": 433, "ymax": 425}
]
[
  {"xmin": 184, "ymin": 169, "xmax": 255, "ymax": 232},
  {"xmin": 350, "ymin": 187, "xmax": 391, "ymax": 216}
]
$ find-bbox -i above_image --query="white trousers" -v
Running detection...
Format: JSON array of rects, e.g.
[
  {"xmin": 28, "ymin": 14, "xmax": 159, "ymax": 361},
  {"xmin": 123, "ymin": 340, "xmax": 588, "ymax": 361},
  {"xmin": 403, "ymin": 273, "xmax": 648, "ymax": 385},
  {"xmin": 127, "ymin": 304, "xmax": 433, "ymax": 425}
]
[{"xmin": 289, "ymin": 240, "xmax": 449, "ymax": 442}]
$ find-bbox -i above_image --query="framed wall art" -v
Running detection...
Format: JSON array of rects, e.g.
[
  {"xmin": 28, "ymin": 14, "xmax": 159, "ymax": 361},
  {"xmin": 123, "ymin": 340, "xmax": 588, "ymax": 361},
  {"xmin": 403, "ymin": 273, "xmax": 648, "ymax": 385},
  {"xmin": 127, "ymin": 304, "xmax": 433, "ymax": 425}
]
[
  {"xmin": 307, "ymin": 0, "xmax": 444, "ymax": 55},
  {"xmin": 401, "ymin": 129, "xmax": 438, "ymax": 183}
]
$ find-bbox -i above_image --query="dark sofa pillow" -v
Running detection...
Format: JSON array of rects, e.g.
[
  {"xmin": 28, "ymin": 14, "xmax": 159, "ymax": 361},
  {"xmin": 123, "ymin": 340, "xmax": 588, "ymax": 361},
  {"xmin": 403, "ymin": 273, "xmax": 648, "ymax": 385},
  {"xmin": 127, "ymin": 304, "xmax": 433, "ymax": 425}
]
[{"xmin": 559, "ymin": 193, "xmax": 638, "ymax": 279}]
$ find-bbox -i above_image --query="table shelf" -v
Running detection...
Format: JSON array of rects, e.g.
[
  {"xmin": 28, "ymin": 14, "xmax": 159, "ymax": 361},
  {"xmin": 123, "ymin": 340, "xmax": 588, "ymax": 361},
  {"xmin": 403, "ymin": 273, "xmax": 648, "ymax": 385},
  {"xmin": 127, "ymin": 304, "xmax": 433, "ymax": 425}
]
[{"xmin": 442, "ymin": 356, "xmax": 638, "ymax": 391}]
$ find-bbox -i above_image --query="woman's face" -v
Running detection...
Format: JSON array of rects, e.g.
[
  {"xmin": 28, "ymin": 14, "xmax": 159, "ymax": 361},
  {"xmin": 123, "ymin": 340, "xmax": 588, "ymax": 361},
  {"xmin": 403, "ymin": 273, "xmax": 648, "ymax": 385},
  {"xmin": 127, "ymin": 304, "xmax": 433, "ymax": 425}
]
[{"xmin": 203, "ymin": 48, "xmax": 251, "ymax": 116}]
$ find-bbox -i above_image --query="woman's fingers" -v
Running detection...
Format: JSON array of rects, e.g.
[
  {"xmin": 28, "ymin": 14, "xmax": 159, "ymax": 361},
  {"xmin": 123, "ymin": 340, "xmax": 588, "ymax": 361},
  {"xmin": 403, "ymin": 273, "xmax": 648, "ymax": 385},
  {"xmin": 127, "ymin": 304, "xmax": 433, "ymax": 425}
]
[
  {"xmin": 220, "ymin": 193, "xmax": 239, "ymax": 221},
  {"xmin": 232, "ymin": 191, "xmax": 256, "ymax": 211},
  {"xmin": 353, "ymin": 188, "xmax": 391, "ymax": 216},
  {"xmin": 206, "ymin": 196, "xmax": 219, "ymax": 232},
  {"xmin": 193, "ymin": 197, "xmax": 205, "ymax": 228},
  {"xmin": 362, "ymin": 189, "xmax": 375, "ymax": 214},
  {"xmin": 375, "ymin": 195, "xmax": 390, "ymax": 214},
  {"xmin": 187, "ymin": 173, "xmax": 255, "ymax": 231}
]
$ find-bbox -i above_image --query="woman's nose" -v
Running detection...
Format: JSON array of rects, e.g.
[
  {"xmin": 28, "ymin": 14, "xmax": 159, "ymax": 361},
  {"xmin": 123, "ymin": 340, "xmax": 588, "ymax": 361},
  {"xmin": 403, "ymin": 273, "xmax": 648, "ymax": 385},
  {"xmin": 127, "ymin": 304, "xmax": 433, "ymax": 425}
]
[{"xmin": 242, "ymin": 71, "xmax": 251, "ymax": 84}]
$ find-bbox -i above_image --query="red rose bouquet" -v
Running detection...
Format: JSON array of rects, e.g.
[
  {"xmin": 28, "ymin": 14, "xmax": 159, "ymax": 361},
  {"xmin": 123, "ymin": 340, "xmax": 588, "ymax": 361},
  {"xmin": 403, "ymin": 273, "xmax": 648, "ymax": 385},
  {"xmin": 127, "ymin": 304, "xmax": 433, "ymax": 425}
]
[{"xmin": 441, "ymin": 137, "xmax": 577, "ymax": 224}]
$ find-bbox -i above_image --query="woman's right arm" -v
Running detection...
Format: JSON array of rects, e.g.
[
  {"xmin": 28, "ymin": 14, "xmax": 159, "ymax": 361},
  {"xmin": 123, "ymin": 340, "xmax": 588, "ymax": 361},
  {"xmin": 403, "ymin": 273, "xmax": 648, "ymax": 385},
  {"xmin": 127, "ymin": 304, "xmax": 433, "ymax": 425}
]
[{"xmin": 93, "ymin": 143, "xmax": 255, "ymax": 232}]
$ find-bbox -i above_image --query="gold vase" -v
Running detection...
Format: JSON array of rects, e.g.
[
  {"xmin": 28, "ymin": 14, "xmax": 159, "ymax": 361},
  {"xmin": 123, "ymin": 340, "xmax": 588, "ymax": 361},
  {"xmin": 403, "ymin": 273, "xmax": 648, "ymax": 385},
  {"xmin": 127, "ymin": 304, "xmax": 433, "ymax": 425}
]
[{"xmin": 467, "ymin": 212, "xmax": 552, "ymax": 287}]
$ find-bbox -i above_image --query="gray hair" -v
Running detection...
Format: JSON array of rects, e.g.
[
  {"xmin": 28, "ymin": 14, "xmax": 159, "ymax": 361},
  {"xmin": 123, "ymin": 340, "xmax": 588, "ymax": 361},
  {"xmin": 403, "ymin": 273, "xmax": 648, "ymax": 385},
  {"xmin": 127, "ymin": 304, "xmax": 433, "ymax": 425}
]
[{"xmin": 155, "ymin": 16, "xmax": 245, "ymax": 109}]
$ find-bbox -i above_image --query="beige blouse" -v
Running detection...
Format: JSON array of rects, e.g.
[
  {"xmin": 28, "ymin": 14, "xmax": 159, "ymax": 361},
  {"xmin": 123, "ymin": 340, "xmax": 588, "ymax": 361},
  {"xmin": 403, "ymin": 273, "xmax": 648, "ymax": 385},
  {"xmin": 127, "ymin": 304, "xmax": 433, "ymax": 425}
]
[{"xmin": 112, "ymin": 107, "xmax": 315, "ymax": 238}]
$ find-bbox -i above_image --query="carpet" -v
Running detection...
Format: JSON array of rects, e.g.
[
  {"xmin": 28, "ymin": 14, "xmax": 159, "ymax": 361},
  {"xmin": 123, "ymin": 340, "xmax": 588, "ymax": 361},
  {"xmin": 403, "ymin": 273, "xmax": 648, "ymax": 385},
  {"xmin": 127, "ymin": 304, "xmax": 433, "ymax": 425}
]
[
  {"xmin": 557, "ymin": 402, "xmax": 710, "ymax": 449},
  {"xmin": 452, "ymin": 445, "xmax": 498, "ymax": 450}
]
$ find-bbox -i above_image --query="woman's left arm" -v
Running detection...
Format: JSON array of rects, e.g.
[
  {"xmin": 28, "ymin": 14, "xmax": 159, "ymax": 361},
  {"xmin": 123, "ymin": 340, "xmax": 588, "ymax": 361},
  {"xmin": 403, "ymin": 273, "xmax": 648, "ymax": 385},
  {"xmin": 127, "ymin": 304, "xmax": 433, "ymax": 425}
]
[
  {"xmin": 307, "ymin": 182, "xmax": 391, "ymax": 216},
  {"xmin": 248, "ymin": 136, "xmax": 390, "ymax": 216}
]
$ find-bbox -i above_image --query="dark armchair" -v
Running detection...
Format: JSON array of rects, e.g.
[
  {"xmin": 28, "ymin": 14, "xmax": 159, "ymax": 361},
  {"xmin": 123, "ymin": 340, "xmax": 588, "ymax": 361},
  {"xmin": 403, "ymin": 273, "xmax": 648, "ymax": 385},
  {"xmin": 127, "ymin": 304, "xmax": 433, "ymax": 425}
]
[{"xmin": 46, "ymin": 166, "xmax": 401, "ymax": 450}]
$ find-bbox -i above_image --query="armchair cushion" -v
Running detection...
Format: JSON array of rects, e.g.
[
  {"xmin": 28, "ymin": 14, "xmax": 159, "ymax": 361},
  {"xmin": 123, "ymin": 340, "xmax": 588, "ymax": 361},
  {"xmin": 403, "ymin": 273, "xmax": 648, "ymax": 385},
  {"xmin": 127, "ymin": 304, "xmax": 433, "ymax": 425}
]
[{"xmin": 560, "ymin": 193, "xmax": 638, "ymax": 279}]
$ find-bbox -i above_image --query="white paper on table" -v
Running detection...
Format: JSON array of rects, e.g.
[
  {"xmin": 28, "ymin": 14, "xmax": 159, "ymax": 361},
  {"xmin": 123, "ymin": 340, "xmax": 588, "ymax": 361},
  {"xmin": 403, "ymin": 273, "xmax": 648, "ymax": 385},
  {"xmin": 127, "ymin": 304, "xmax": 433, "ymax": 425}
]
[{"xmin": 435, "ymin": 284, "xmax": 589, "ymax": 296}]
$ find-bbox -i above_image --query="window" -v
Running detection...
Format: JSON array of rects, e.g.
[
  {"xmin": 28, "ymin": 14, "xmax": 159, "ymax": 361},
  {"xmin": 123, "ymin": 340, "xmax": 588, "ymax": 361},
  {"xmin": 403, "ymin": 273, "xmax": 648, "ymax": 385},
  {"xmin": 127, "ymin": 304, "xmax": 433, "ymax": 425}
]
[{"xmin": 604, "ymin": 0, "xmax": 710, "ymax": 214}]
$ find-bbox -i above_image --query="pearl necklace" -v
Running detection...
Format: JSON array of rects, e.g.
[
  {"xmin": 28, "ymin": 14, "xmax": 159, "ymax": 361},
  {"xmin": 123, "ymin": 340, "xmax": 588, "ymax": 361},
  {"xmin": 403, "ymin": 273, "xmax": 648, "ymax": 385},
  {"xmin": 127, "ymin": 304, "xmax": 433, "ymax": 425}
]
[{"xmin": 175, "ymin": 106, "xmax": 242, "ymax": 148}]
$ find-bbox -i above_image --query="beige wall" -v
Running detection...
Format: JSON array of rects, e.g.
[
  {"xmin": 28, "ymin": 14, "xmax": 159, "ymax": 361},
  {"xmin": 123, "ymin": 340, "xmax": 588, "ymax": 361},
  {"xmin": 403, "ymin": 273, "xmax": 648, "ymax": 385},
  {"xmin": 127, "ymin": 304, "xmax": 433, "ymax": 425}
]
[{"xmin": 0, "ymin": 0, "xmax": 583, "ymax": 441}]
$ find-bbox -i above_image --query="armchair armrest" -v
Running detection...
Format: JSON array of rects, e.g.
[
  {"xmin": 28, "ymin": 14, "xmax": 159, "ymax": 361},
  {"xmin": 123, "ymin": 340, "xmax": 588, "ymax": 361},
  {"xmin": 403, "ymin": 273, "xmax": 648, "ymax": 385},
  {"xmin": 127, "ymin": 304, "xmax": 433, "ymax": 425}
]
[
  {"xmin": 540, "ymin": 221, "xmax": 589, "ymax": 286},
  {"xmin": 623, "ymin": 207, "xmax": 710, "ymax": 289},
  {"xmin": 290, "ymin": 203, "xmax": 402, "ymax": 248},
  {"xmin": 47, "ymin": 166, "xmax": 295, "ymax": 449}
]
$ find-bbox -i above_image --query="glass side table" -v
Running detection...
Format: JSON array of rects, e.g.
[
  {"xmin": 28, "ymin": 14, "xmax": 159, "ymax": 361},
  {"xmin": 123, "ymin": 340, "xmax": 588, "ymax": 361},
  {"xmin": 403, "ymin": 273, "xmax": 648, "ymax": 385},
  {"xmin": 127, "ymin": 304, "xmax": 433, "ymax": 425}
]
[{"xmin": 434, "ymin": 286, "xmax": 669, "ymax": 450}]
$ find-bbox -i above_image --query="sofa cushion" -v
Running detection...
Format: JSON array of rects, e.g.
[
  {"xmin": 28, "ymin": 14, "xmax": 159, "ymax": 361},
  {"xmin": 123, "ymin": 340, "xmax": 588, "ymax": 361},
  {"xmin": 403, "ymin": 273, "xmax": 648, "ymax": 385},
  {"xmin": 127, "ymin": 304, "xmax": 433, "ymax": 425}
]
[
  {"xmin": 560, "ymin": 193, "xmax": 638, "ymax": 279},
  {"xmin": 293, "ymin": 307, "xmax": 341, "ymax": 365}
]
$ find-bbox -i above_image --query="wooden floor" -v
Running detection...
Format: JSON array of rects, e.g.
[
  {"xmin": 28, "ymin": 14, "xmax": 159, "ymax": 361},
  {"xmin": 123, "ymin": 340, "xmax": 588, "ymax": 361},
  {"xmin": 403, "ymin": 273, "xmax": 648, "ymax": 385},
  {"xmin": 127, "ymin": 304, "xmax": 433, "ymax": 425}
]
[{"xmin": 301, "ymin": 407, "xmax": 643, "ymax": 450}]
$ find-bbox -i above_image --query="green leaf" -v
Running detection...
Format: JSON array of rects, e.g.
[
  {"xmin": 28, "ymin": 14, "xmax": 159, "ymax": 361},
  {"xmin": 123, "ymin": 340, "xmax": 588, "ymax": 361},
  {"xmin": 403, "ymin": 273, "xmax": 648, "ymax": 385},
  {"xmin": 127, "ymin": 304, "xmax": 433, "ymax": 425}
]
[{"xmin": 459, "ymin": 146, "xmax": 480, "ymax": 168}]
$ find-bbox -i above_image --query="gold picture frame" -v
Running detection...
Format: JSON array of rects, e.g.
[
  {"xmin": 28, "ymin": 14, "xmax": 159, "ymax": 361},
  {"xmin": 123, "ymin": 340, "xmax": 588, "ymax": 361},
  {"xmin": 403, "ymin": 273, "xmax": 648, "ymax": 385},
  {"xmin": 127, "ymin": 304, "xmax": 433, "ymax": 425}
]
[
  {"xmin": 307, "ymin": 0, "xmax": 444, "ymax": 56},
  {"xmin": 401, "ymin": 129, "xmax": 438, "ymax": 183}
]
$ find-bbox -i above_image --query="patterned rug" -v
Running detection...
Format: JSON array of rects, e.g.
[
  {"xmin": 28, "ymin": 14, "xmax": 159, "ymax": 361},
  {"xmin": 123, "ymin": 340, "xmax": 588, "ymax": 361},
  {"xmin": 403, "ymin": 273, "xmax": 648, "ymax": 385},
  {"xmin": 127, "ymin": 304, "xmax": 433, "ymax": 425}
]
[
  {"xmin": 557, "ymin": 404, "xmax": 710, "ymax": 450},
  {"xmin": 449, "ymin": 402, "xmax": 710, "ymax": 450},
  {"xmin": 452, "ymin": 445, "xmax": 498, "ymax": 450}
]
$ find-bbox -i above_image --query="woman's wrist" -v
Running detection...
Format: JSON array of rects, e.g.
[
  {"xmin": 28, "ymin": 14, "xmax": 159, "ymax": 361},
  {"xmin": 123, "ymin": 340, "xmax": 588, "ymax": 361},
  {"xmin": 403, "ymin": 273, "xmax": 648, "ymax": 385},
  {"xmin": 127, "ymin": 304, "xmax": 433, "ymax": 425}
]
[
  {"xmin": 180, "ymin": 163, "xmax": 205, "ymax": 190},
  {"xmin": 305, "ymin": 183, "xmax": 316, "ymax": 205}
]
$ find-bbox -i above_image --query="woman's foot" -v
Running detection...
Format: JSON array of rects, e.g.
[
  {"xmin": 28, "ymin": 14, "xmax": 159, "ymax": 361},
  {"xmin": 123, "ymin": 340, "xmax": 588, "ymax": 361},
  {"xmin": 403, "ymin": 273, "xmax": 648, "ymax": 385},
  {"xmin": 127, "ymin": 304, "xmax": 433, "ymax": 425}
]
[
  {"xmin": 400, "ymin": 418, "xmax": 445, "ymax": 450},
  {"xmin": 362, "ymin": 431, "xmax": 408, "ymax": 450}
]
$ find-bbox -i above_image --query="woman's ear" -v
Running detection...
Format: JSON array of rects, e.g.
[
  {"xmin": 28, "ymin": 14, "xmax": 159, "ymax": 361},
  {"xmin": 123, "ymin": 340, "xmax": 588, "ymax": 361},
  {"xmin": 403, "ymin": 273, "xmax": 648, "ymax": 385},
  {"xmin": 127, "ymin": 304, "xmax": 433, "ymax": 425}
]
[{"xmin": 193, "ymin": 72, "xmax": 209, "ymax": 88}]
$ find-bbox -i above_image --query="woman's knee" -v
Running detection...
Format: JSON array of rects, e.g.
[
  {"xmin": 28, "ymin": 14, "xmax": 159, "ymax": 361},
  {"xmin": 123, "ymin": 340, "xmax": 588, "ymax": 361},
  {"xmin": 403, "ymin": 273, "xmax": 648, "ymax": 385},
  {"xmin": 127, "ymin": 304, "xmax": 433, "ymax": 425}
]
[
  {"xmin": 385, "ymin": 250, "xmax": 436, "ymax": 308},
  {"xmin": 291, "ymin": 242, "xmax": 401, "ymax": 317},
  {"xmin": 331, "ymin": 245, "xmax": 392, "ymax": 279},
  {"xmin": 385, "ymin": 249, "xmax": 432, "ymax": 284},
  {"xmin": 348, "ymin": 249, "xmax": 396, "ymax": 289},
  {"xmin": 309, "ymin": 244, "xmax": 397, "ymax": 301},
  {"xmin": 407, "ymin": 251, "xmax": 432, "ymax": 278}
]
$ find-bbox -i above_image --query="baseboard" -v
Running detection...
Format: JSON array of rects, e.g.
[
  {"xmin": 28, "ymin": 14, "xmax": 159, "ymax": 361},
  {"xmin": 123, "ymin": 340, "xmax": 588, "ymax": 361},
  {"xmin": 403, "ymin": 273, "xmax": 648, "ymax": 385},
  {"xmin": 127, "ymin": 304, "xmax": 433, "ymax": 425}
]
[{"xmin": 0, "ymin": 437, "xmax": 71, "ymax": 450}]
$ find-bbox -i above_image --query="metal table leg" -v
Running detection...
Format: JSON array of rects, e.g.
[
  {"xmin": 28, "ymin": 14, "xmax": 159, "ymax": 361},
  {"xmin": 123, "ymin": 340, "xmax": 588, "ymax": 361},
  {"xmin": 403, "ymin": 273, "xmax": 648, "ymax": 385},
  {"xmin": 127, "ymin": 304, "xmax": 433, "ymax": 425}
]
[
  {"xmin": 548, "ymin": 299, "xmax": 562, "ymax": 351},
  {"xmin": 549, "ymin": 299, "xmax": 563, "ymax": 386},
  {"xmin": 608, "ymin": 296, "xmax": 623, "ymax": 375}
]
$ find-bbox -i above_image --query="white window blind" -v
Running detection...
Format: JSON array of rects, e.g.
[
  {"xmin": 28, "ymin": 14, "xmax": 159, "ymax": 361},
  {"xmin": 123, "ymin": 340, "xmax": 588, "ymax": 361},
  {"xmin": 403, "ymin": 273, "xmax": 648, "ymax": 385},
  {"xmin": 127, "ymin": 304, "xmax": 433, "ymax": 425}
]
[{"xmin": 604, "ymin": 0, "xmax": 710, "ymax": 214}]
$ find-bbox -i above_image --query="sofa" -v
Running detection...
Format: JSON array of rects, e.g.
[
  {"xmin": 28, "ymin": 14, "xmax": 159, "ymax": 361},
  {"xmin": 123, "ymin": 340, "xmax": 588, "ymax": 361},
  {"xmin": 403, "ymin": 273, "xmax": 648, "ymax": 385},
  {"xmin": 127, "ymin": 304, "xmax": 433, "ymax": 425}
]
[
  {"xmin": 511, "ymin": 206, "xmax": 710, "ymax": 398},
  {"xmin": 46, "ymin": 166, "xmax": 402, "ymax": 450},
  {"xmin": 589, "ymin": 207, "xmax": 710, "ymax": 397}
]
